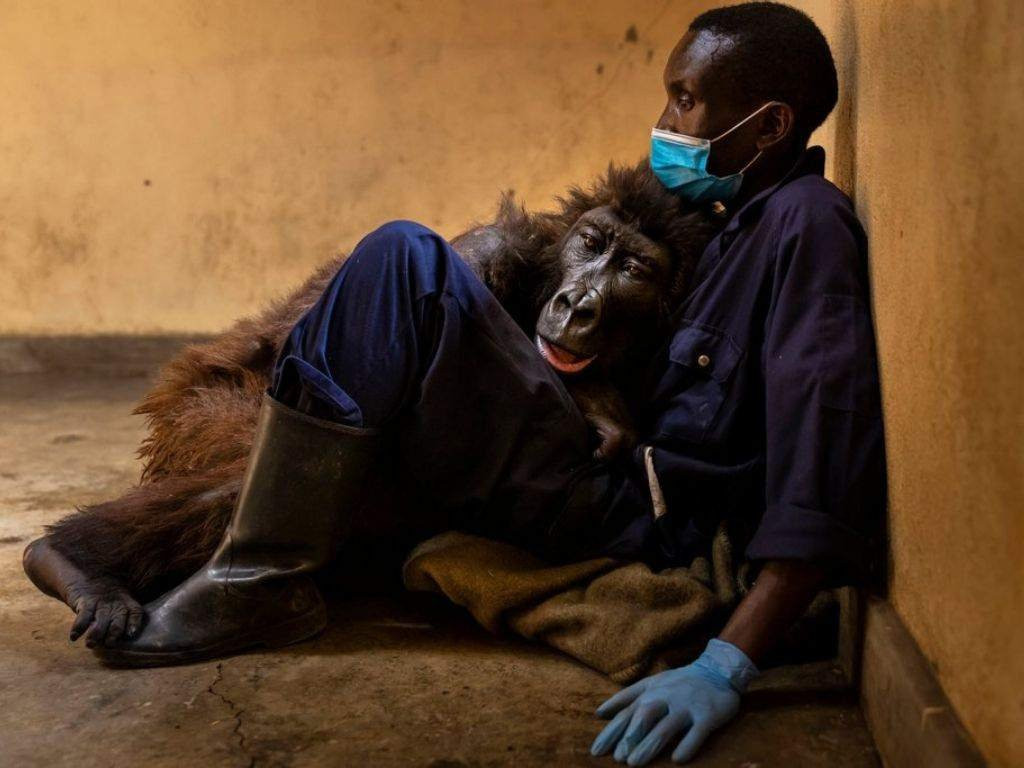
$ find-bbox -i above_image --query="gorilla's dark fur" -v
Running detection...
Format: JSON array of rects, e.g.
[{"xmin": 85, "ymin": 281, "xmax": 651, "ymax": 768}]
[{"xmin": 43, "ymin": 161, "xmax": 721, "ymax": 599}]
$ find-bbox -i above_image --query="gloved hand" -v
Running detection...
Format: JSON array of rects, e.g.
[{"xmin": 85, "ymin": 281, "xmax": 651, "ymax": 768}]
[{"xmin": 590, "ymin": 638, "xmax": 759, "ymax": 765}]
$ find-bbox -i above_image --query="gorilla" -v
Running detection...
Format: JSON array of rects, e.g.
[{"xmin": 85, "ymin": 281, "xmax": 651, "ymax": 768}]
[{"xmin": 23, "ymin": 160, "xmax": 723, "ymax": 646}]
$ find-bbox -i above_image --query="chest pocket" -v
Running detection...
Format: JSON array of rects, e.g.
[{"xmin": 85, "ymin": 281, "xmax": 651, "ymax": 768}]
[{"xmin": 652, "ymin": 321, "xmax": 744, "ymax": 444}]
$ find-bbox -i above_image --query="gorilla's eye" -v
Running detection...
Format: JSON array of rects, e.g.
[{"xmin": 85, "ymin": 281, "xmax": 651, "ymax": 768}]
[
  {"xmin": 579, "ymin": 232, "xmax": 598, "ymax": 251},
  {"xmin": 622, "ymin": 260, "xmax": 646, "ymax": 278}
]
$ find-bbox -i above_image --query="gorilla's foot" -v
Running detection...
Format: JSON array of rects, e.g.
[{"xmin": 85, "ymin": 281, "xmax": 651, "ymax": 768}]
[
  {"xmin": 22, "ymin": 536, "xmax": 69, "ymax": 602},
  {"xmin": 93, "ymin": 568, "xmax": 327, "ymax": 668},
  {"xmin": 23, "ymin": 536, "xmax": 146, "ymax": 646}
]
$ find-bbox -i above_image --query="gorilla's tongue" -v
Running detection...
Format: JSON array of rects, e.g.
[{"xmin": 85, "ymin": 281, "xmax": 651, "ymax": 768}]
[{"xmin": 535, "ymin": 335, "xmax": 597, "ymax": 374}]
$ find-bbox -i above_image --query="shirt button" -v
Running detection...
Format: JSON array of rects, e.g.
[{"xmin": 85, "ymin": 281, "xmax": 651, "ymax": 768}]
[{"xmin": 697, "ymin": 353, "xmax": 711, "ymax": 368}]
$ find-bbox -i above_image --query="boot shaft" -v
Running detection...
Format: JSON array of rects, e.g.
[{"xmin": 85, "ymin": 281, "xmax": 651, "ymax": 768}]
[{"xmin": 214, "ymin": 393, "xmax": 383, "ymax": 580}]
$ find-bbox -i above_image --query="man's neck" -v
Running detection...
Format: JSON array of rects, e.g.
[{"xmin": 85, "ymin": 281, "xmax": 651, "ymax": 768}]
[{"xmin": 730, "ymin": 145, "xmax": 805, "ymax": 210}]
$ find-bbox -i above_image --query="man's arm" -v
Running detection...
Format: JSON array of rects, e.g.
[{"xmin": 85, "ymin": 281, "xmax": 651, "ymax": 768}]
[
  {"xmin": 718, "ymin": 559, "xmax": 825, "ymax": 663},
  {"xmin": 590, "ymin": 560, "xmax": 825, "ymax": 765}
]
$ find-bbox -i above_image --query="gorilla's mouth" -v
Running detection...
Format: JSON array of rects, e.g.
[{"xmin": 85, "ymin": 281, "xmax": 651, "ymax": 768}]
[{"xmin": 535, "ymin": 334, "xmax": 597, "ymax": 374}]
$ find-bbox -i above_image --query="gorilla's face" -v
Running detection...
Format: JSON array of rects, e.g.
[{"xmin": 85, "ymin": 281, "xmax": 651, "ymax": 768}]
[{"xmin": 534, "ymin": 206, "xmax": 676, "ymax": 375}]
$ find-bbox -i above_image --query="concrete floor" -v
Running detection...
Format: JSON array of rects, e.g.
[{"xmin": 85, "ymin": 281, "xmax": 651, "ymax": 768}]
[{"xmin": 0, "ymin": 371, "xmax": 879, "ymax": 767}]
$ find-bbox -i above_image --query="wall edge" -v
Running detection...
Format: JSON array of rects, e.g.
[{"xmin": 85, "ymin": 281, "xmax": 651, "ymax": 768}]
[
  {"xmin": 860, "ymin": 596, "xmax": 987, "ymax": 767},
  {"xmin": 0, "ymin": 335, "xmax": 214, "ymax": 377}
]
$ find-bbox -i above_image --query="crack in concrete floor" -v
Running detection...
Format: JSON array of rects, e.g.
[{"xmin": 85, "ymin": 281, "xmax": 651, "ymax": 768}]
[{"xmin": 208, "ymin": 662, "xmax": 256, "ymax": 768}]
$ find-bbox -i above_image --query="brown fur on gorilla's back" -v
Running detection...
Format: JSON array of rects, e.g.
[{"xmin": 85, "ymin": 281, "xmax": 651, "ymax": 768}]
[
  {"xmin": 45, "ymin": 161, "xmax": 719, "ymax": 597},
  {"xmin": 135, "ymin": 258, "xmax": 343, "ymax": 482},
  {"xmin": 48, "ymin": 259, "xmax": 346, "ymax": 593}
]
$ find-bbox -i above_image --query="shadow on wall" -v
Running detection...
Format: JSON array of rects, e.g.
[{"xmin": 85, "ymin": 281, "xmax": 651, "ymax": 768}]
[
  {"xmin": 826, "ymin": 0, "xmax": 893, "ymax": 595},
  {"xmin": 830, "ymin": 0, "xmax": 858, "ymax": 199}
]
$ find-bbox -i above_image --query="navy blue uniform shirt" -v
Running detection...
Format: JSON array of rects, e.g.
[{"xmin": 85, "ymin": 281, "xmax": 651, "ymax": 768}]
[{"xmin": 605, "ymin": 146, "xmax": 886, "ymax": 585}]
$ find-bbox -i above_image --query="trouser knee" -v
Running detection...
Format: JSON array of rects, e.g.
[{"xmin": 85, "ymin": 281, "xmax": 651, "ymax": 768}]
[{"xmin": 342, "ymin": 219, "xmax": 451, "ymax": 291}]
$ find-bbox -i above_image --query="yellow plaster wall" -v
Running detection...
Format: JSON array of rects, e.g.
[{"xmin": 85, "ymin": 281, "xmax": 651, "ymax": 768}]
[
  {"xmin": 0, "ymin": 0, "xmax": 715, "ymax": 334},
  {"xmin": 796, "ymin": 2, "xmax": 1024, "ymax": 765}
]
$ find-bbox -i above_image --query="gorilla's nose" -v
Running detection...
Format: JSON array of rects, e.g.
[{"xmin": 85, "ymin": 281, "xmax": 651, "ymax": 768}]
[{"xmin": 552, "ymin": 285, "xmax": 602, "ymax": 336}]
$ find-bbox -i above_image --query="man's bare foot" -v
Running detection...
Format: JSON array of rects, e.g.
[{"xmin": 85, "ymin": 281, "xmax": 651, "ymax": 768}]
[{"xmin": 23, "ymin": 537, "xmax": 145, "ymax": 646}]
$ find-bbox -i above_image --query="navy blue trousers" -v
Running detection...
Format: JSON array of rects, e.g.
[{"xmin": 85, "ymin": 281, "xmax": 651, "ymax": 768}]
[{"xmin": 271, "ymin": 221, "xmax": 642, "ymax": 562}]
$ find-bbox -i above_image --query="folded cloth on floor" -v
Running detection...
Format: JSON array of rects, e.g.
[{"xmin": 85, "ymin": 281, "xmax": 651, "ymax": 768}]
[{"xmin": 402, "ymin": 525, "xmax": 749, "ymax": 683}]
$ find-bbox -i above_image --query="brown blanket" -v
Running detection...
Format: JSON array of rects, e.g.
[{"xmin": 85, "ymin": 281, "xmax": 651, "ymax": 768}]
[{"xmin": 402, "ymin": 525, "xmax": 755, "ymax": 683}]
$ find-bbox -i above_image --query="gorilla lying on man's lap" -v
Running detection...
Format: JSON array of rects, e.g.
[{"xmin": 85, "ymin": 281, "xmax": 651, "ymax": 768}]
[{"xmin": 23, "ymin": 160, "xmax": 722, "ymax": 644}]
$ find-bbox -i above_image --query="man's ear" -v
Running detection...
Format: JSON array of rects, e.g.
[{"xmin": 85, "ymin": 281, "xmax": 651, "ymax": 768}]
[{"xmin": 755, "ymin": 102, "xmax": 795, "ymax": 151}]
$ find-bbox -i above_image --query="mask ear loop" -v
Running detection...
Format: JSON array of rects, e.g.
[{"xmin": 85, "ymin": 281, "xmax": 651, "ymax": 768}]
[
  {"xmin": 739, "ymin": 149, "xmax": 764, "ymax": 174},
  {"xmin": 710, "ymin": 101, "xmax": 779, "ymax": 144},
  {"xmin": 713, "ymin": 101, "xmax": 780, "ymax": 179}
]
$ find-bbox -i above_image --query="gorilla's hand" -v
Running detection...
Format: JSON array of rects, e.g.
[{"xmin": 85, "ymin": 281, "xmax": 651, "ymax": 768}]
[
  {"xmin": 566, "ymin": 378, "xmax": 638, "ymax": 463},
  {"xmin": 23, "ymin": 537, "xmax": 145, "ymax": 646},
  {"xmin": 585, "ymin": 411, "xmax": 638, "ymax": 463}
]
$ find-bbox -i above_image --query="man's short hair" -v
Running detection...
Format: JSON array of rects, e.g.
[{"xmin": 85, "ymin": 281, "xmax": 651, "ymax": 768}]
[{"xmin": 690, "ymin": 2, "xmax": 838, "ymax": 145}]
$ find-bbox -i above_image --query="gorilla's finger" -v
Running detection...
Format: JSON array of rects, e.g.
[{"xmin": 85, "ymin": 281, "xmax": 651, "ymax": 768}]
[
  {"xmin": 69, "ymin": 599, "xmax": 97, "ymax": 642},
  {"xmin": 104, "ymin": 605, "xmax": 129, "ymax": 646},
  {"xmin": 84, "ymin": 603, "xmax": 113, "ymax": 648}
]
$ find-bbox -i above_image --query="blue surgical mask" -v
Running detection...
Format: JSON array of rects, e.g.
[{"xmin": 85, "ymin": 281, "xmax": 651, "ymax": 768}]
[{"xmin": 650, "ymin": 102, "xmax": 775, "ymax": 203}]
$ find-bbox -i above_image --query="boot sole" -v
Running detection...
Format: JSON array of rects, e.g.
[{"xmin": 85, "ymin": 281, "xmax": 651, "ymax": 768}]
[{"xmin": 93, "ymin": 605, "xmax": 328, "ymax": 669}]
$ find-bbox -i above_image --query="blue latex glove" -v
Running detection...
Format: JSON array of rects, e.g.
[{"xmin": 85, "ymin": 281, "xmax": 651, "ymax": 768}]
[{"xmin": 590, "ymin": 638, "xmax": 759, "ymax": 765}]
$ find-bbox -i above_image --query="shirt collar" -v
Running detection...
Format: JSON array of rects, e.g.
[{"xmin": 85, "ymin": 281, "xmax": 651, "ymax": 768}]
[{"xmin": 721, "ymin": 145, "xmax": 827, "ymax": 234}]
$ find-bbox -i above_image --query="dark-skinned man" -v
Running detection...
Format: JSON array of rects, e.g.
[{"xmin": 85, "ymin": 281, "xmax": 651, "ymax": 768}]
[
  {"xmin": 589, "ymin": 4, "xmax": 884, "ymax": 764},
  {"xmin": 71, "ymin": 3, "xmax": 884, "ymax": 765}
]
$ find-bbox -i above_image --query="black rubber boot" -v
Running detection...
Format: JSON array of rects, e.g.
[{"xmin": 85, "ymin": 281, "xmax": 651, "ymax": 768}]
[{"xmin": 94, "ymin": 393, "xmax": 382, "ymax": 668}]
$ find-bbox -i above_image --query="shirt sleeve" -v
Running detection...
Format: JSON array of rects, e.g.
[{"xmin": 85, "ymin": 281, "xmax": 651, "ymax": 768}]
[{"xmin": 744, "ymin": 194, "xmax": 886, "ymax": 585}]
